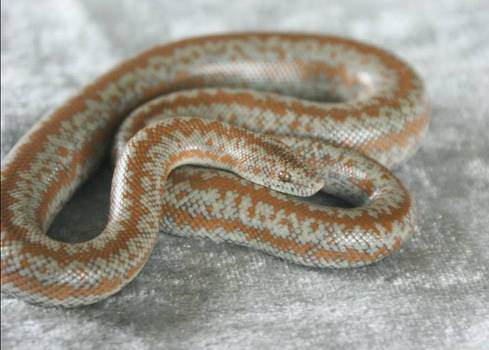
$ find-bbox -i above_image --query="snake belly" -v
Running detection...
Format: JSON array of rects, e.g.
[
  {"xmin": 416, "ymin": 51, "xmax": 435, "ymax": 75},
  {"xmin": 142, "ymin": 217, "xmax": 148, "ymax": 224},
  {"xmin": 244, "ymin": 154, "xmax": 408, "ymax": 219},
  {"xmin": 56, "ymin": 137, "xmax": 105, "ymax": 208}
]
[{"xmin": 0, "ymin": 33, "xmax": 429, "ymax": 307}]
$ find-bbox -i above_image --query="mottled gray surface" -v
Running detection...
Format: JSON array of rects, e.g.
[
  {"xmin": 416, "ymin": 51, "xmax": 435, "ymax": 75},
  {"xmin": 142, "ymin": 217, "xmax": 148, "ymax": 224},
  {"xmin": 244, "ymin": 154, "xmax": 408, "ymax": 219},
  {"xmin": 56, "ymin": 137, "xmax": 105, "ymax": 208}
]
[{"xmin": 1, "ymin": 0, "xmax": 489, "ymax": 349}]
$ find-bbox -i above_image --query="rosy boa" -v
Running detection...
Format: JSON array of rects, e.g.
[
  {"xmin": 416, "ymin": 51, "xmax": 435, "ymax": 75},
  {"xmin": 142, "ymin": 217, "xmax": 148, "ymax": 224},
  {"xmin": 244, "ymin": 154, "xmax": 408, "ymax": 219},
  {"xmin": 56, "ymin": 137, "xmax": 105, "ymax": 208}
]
[{"xmin": 0, "ymin": 33, "xmax": 429, "ymax": 307}]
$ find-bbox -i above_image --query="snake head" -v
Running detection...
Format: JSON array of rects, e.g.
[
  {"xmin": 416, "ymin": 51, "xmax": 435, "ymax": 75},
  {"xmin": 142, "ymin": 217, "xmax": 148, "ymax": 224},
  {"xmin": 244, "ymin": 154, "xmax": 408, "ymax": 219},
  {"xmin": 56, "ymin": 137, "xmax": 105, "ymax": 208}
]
[{"xmin": 240, "ymin": 135, "xmax": 324, "ymax": 197}]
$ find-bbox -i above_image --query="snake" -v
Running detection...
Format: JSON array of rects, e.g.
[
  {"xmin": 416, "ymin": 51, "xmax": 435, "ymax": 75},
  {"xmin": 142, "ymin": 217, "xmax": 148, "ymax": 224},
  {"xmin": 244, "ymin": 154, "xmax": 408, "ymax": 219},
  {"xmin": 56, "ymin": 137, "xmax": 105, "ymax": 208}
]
[{"xmin": 0, "ymin": 33, "xmax": 429, "ymax": 307}]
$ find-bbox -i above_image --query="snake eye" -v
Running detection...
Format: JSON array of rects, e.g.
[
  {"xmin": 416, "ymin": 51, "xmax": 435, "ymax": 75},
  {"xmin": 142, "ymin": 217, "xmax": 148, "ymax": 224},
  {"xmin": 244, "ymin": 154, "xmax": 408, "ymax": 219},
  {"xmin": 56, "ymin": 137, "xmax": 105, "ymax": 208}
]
[{"xmin": 278, "ymin": 170, "xmax": 291, "ymax": 182}]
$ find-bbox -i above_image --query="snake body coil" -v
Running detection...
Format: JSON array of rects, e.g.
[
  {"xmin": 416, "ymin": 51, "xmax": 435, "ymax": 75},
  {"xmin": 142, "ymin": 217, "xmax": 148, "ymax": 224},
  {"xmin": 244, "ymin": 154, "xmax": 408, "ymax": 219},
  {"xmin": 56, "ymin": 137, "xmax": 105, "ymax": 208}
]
[{"xmin": 1, "ymin": 33, "xmax": 429, "ymax": 306}]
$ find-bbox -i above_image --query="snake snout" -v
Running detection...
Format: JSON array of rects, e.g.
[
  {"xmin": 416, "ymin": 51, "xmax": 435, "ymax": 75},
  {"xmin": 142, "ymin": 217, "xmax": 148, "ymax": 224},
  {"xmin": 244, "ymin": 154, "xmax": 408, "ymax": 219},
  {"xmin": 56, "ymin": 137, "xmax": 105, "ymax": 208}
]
[
  {"xmin": 285, "ymin": 164, "xmax": 325, "ymax": 197},
  {"xmin": 259, "ymin": 138, "xmax": 324, "ymax": 197}
]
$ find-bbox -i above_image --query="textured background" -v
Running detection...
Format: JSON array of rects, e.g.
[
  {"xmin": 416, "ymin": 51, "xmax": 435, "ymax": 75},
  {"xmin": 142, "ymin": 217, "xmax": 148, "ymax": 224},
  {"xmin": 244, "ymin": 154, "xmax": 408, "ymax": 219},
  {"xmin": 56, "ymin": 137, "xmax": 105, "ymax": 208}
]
[{"xmin": 1, "ymin": 0, "xmax": 488, "ymax": 349}]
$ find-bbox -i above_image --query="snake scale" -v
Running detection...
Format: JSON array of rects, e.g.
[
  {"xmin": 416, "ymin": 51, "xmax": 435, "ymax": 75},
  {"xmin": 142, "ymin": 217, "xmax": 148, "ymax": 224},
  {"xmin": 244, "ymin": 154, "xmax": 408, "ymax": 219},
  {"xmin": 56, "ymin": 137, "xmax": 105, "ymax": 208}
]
[{"xmin": 1, "ymin": 33, "xmax": 429, "ymax": 307}]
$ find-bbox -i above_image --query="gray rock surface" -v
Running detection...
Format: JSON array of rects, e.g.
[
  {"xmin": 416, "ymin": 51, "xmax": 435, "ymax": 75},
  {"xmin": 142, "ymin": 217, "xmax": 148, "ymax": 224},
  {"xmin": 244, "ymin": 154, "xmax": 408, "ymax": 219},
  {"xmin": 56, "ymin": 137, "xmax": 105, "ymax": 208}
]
[{"xmin": 1, "ymin": 0, "xmax": 488, "ymax": 349}]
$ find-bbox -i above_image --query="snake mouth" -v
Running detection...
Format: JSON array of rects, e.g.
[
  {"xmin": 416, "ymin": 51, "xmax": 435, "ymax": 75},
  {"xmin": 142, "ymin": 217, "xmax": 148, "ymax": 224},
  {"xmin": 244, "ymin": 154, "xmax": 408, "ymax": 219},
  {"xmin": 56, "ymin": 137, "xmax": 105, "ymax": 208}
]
[
  {"xmin": 270, "ymin": 174, "xmax": 325, "ymax": 198},
  {"xmin": 296, "ymin": 176, "xmax": 325, "ymax": 197}
]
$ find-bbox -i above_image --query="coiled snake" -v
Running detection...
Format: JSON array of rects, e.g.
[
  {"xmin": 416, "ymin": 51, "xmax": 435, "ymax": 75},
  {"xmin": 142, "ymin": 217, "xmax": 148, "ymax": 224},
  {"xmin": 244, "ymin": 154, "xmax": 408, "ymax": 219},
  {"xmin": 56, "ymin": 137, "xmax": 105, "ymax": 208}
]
[{"xmin": 0, "ymin": 33, "xmax": 429, "ymax": 307}]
